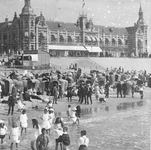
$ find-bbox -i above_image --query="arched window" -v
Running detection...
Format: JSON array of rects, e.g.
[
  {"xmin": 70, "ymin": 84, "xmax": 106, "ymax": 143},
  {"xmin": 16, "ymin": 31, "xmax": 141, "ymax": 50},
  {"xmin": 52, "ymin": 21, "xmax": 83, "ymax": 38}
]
[
  {"xmin": 105, "ymin": 38, "xmax": 110, "ymax": 44},
  {"xmin": 118, "ymin": 39, "xmax": 123, "ymax": 45},
  {"xmin": 112, "ymin": 38, "xmax": 116, "ymax": 45}
]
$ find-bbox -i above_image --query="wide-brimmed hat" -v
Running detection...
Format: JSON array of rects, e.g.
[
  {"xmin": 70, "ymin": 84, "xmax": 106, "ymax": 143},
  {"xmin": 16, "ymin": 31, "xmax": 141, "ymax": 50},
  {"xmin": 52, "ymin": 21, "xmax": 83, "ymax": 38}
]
[{"xmin": 72, "ymin": 107, "xmax": 77, "ymax": 111}]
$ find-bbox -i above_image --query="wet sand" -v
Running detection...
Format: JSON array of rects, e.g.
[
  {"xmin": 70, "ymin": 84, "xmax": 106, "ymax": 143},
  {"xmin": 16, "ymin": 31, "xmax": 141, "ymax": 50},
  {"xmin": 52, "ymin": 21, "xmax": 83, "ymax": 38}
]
[{"xmin": 0, "ymin": 87, "xmax": 150, "ymax": 150}]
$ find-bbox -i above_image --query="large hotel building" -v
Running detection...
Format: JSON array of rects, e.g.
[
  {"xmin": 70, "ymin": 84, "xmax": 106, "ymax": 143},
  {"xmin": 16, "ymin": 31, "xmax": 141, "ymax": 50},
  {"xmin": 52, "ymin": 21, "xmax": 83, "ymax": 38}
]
[{"xmin": 0, "ymin": 0, "xmax": 148, "ymax": 59}]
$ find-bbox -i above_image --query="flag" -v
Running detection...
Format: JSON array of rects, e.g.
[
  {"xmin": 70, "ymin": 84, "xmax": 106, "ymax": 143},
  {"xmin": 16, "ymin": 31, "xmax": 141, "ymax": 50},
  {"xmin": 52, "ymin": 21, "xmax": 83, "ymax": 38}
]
[{"xmin": 82, "ymin": 0, "xmax": 85, "ymax": 8}]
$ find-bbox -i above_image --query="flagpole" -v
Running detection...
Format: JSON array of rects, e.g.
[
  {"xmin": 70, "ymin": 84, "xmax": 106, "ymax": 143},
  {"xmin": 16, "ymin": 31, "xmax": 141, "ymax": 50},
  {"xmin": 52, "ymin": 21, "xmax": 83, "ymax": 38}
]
[{"xmin": 82, "ymin": 0, "xmax": 85, "ymax": 15}]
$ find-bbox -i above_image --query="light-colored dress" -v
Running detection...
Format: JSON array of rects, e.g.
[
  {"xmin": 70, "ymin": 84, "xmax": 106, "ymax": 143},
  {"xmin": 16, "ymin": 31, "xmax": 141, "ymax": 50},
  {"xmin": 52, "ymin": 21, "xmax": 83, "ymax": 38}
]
[
  {"xmin": 49, "ymin": 113, "xmax": 55, "ymax": 127},
  {"xmin": 71, "ymin": 111, "xmax": 77, "ymax": 123},
  {"xmin": 54, "ymin": 123, "xmax": 63, "ymax": 138},
  {"xmin": 30, "ymin": 125, "xmax": 41, "ymax": 150},
  {"xmin": 42, "ymin": 114, "xmax": 51, "ymax": 130},
  {"xmin": 10, "ymin": 127, "xmax": 20, "ymax": 143},
  {"xmin": 0, "ymin": 125, "xmax": 7, "ymax": 135},
  {"xmin": 20, "ymin": 114, "xmax": 28, "ymax": 128}
]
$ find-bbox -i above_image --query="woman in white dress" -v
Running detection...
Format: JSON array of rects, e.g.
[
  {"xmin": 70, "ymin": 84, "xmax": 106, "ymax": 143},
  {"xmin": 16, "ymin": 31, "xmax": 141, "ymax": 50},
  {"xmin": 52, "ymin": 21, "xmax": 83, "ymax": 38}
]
[
  {"xmin": 10, "ymin": 122, "xmax": 20, "ymax": 149},
  {"xmin": 20, "ymin": 109, "xmax": 28, "ymax": 135},
  {"xmin": 41, "ymin": 109, "xmax": 51, "ymax": 134}
]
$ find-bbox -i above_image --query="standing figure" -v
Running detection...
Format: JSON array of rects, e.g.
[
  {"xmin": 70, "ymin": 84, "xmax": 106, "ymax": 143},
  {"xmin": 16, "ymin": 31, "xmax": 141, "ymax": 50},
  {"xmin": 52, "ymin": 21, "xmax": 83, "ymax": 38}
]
[
  {"xmin": 48, "ymin": 108, "xmax": 55, "ymax": 131},
  {"xmin": 56, "ymin": 127, "xmax": 70, "ymax": 150},
  {"xmin": 53, "ymin": 84, "xmax": 59, "ymax": 104},
  {"xmin": 36, "ymin": 128, "xmax": 49, "ymax": 150},
  {"xmin": 86, "ymin": 83, "xmax": 92, "ymax": 104},
  {"xmin": 54, "ymin": 117, "xmax": 64, "ymax": 150},
  {"xmin": 41, "ymin": 109, "xmax": 51, "ymax": 134},
  {"xmin": 122, "ymin": 81, "xmax": 127, "ymax": 98},
  {"xmin": 67, "ymin": 84, "xmax": 73, "ymax": 102},
  {"xmin": 0, "ymin": 120, "xmax": 7, "ymax": 144},
  {"xmin": 66, "ymin": 105, "xmax": 72, "ymax": 120},
  {"xmin": 105, "ymin": 81, "xmax": 110, "ymax": 98},
  {"xmin": 20, "ymin": 109, "xmax": 28, "ymax": 135},
  {"xmin": 8, "ymin": 94, "xmax": 16, "ymax": 116},
  {"xmin": 80, "ymin": 84, "xmax": 87, "ymax": 104},
  {"xmin": 139, "ymin": 84, "xmax": 144, "ymax": 99},
  {"xmin": 76, "ymin": 105, "xmax": 81, "ymax": 124},
  {"xmin": 12, "ymin": 84, "xmax": 18, "ymax": 98},
  {"xmin": 131, "ymin": 83, "xmax": 135, "ymax": 98},
  {"xmin": 30, "ymin": 123, "xmax": 41, "ymax": 150},
  {"xmin": 94, "ymin": 83, "xmax": 100, "ymax": 100},
  {"xmin": 77, "ymin": 85, "xmax": 82, "ymax": 103},
  {"xmin": 78, "ymin": 130, "xmax": 89, "ymax": 150},
  {"xmin": 70, "ymin": 107, "xmax": 77, "ymax": 124},
  {"xmin": 116, "ymin": 81, "xmax": 122, "ymax": 98},
  {"xmin": 10, "ymin": 122, "xmax": 20, "ymax": 150}
]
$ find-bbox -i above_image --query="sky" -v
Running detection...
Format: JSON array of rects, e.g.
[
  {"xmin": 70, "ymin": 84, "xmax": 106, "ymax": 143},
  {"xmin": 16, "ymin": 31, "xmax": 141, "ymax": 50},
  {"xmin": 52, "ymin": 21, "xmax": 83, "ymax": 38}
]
[{"xmin": 0, "ymin": 0, "xmax": 151, "ymax": 53}]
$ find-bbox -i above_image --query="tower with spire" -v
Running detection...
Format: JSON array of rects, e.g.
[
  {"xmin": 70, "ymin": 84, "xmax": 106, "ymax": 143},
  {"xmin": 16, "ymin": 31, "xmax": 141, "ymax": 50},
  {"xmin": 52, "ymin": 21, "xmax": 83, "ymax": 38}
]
[
  {"xmin": 20, "ymin": 0, "xmax": 36, "ymax": 53},
  {"xmin": 136, "ymin": 4, "xmax": 148, "ymax": 56}
]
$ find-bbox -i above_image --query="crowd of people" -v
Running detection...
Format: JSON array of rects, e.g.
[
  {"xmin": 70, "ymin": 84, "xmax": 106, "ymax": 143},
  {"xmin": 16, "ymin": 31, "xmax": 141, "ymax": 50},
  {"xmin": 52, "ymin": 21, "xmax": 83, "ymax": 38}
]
[
  {"xmin": 0, "ymin": 97, "xmax": 88, "ymax": 150},
  {"xmin": 0, "ymin": 65, "xmax": 150, "ymax": 150}
]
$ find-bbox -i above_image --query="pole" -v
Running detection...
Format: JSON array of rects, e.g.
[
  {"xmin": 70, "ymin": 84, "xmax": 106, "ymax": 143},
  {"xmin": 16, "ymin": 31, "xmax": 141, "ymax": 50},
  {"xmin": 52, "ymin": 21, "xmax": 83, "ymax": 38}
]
[{"xmin": 22, "ymin": 51, "xmax": 24, "ymax": 69}]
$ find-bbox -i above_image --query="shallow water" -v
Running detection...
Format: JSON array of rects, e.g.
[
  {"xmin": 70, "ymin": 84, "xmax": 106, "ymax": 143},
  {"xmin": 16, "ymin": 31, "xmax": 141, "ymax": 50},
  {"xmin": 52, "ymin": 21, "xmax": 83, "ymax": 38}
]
[{"xmin": 1, "ymin": 100, "xmax": 150, "ymax": 150}]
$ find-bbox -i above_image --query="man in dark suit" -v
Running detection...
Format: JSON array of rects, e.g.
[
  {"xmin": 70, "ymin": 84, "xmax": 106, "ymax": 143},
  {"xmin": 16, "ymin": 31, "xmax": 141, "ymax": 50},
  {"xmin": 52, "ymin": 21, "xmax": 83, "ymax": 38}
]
[
  {"xmin": 7, "ymin": 94, "xmax": 16, "ymax": 115},
  {"xmin": 86, "ymin": 83, "xmax": 92, "ymax": 104},
  {"xmin": 80, "ymin": 83, "xmax": 87, "ymax": 104},
  {"xmin": 105, "ymin": 80, "xmax": 110, "ymax": 98},
  {"xmin": 116, "ymin": 81, "xmax": 122, "ymax": 98},
  {"xmin": 122, "ymin": 81, "xmax": 127, "ymax": 98}
]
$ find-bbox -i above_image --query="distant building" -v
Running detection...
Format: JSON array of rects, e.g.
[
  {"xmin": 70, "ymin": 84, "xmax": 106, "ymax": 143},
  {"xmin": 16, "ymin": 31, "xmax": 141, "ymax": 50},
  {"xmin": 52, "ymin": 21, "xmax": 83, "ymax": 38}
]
[{"xmin": 0, "ymin": 0, "xmax": 148, "ymax": 58}]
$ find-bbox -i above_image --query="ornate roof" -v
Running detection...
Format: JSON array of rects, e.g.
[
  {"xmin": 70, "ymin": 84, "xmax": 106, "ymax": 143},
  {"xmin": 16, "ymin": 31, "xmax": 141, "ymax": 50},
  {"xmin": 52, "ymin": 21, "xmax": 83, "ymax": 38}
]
[{"xmin": 21, "ymin": 0, "xmax": 35, "ymax": 15}]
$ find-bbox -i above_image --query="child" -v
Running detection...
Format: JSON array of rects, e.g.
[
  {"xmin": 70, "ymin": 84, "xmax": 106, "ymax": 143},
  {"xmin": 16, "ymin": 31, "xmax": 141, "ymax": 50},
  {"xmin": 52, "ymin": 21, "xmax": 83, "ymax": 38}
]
[
  {"xmin": 54, "ymin": 117, "xmax": 64, "ymax": 150},
  {"xmin": 10, "ymin": 122, "xmax": 20, "ymax": 149},
  {"xmin": 41, "ymin": 109, "xmax": 51, "ymax": 134},
  {"xmin": 70, "ymin": 107, "xmax": 77, "ymax": 124},
  {"xmin": 78, "ymin": 130, "xmax": 89, "ymax": 150},
  {"xmin": 66, "ymin": 105, "xmax": 72, "ymax": 120},
  {"xmin": 47, "ymin": 100, "xmax": 53, "ymax": 108},
  {"xmin": 76, "ymin": 105, "xmax": 81, "ymax": 124},
  {"xmin": 0, "ymin": 120, "xmax": 7, "ymax": 144},
  {"xmin": 30, "ymin": 122, "xmax": 41, "ymax": 150},
  {"xmin": 48, "ymin": 108, "xmax": 55, "ymax": 125},
  {"xmin": 20, "ymin": 109, "xmax": 28, "ymax": 135},
  {"xmin": 67, "ymin": 84, "xmax": 73, "ymax": 102},
  {"xmin": 45, "ymin": 100, "xmax": 53, "ymax": 112},
  {"xmin": 56, "ymin": 126, "xmax": 70, "ymax": 150}
]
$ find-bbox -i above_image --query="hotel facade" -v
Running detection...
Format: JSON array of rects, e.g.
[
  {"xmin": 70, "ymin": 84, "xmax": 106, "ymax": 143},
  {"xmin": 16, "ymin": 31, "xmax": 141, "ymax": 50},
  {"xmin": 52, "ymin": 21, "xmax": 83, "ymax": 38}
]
[{"xmin": 0, "ymin": 0, "xmax": 148, "ymax": 59}]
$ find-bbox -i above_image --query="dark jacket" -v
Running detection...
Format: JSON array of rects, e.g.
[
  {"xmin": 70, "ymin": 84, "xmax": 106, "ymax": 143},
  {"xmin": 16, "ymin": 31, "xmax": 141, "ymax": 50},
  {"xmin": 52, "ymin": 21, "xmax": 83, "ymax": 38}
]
[
  {"xmin": 116, "ymin": 83, "xmax": 122, "ymax": 91},
  {"xmin": 8, "ymin": 95, "xmax": 16, "ymax": 106},
  {"xmin": 86, "ymin": 86, "xmax": 92, "ymax": 96},
  {"xmin": 57, "ymin": 133, "xmax": 70, "ymax": 146},
  {"xmin": 122, "ymin": 83, "xmax": 127, "ymax": 92}
]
